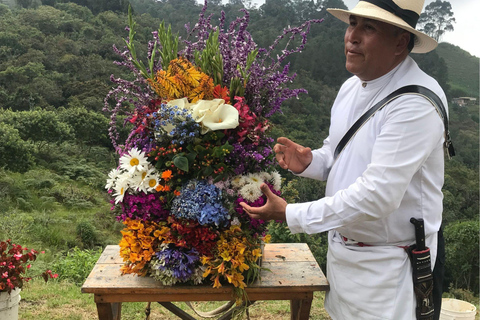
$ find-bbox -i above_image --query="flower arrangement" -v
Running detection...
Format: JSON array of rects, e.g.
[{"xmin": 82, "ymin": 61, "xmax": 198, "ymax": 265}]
[
  {"xmin": 0, "ymin": 239, "xmax": 58, "ymax": 294},
  {"xmin": 104, "ymin": 1, "xmax": 321, "ymax": 302}
]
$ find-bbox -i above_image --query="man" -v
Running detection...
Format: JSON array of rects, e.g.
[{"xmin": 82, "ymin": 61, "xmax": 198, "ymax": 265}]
[{"xmin": 240, "ymin": 0, "xmax": 448, "ymax": 319}]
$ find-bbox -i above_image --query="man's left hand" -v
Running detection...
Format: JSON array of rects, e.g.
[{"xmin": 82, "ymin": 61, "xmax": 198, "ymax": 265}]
[{"xmin": 240, "ymin": 183, "xmax": 287, "ymax": 222}]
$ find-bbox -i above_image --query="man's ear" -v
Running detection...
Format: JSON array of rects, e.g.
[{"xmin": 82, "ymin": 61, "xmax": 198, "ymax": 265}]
[{"xmin": 395, "ymin": 31, "xmax": 410, "ymax": 56}]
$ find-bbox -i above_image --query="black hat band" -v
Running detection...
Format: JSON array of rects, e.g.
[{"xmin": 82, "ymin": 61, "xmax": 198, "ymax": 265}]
[{"xmin": 361, "ymin": 0, "xmax": 419, "ymax": 28}]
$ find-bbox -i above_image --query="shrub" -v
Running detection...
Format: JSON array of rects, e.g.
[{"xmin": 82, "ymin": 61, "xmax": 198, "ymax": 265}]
[
  {"xmin": 52, "ymin": 247, "xmax": 102, "ymax": 285},
  {"xmin": 76, "ymin": 220, "xmax": 99, "ymax": 249},
  {"xmin": 0, "ymin": 122, "xmax": 34, "ymax": 172},
  {"xmin": 444, "ymin": 220, "xmax": 479, "ymax": 295}
]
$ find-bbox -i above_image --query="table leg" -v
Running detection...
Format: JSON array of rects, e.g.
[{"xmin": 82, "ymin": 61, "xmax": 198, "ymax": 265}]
[
  {"xmin": 96, "ymin": 302, "xmax": 122, "ymax": 320},
  {"xmin": 290, "ymin": 294, "xmax": 313, "ymax": 320}
]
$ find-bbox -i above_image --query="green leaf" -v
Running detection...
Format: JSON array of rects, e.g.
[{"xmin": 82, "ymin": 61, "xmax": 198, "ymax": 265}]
[
  {"xmin": 203, "ymin": 166, "xmax": 213, "ymax": 177},
  {"xmin": 173, "ymin": 156, "xmax": 189, "ymax": 172},
  {"xmin": 194, "ymin": 145, "xmax": 206, "ymax": 153}
]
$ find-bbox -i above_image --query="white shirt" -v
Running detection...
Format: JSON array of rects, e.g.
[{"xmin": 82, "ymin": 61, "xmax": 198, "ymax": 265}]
[{"xmin": 285, "ymin": 56, "xmax": 447, "ymax": 319}]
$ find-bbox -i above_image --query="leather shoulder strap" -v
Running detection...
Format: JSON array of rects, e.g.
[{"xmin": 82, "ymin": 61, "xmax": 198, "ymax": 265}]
[{"xmin": 333, "ymin": 85, "xmax": 455, "ymax": 162}]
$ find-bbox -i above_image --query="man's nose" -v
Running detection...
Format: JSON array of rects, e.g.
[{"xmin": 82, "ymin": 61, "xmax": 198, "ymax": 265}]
[{"xmin": 346, "ymin": 27, "xmax": 361, "ymax": 44}]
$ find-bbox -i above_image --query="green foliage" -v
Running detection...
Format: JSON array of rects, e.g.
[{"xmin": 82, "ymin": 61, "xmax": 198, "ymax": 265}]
[
  {"xmin": 444, "ymin": 287, "xmax": 478, "ymax": 305},
  {"xmin": 436, "ymin": 42, "xmax": 479, "ymax": 98},
  {"xmin": 444, "ymin": 220, "xmax": 479, "ymax": 295},
  {"xmin": 194, "ymin": 29, "xmax": 223, "ymax": 86},
  {"xmin": 0, "ymin": 109, "xmax": 74, "ymax": 147},
  {"xmin": 156, "ymin": 20, "xmax": 179, "ymax": 71},
  {"xmin": 0, "ymin": 122, "xmax": 34, "ymax": 172},
  {"xmin": 58, "ymin": 106, "xmax": 110, "ymax": 146},
  {"xmin": 52, "ymin": 247, "xmax": 103, "ymax": 285},
  {"xmin": 76, "ymin": 220, "xmax": 100, "ymax": 249}
]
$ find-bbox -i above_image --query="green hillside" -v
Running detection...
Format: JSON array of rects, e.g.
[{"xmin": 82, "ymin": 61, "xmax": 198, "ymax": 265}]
[{"xmin": 436, "ymin": 42, "xmax": 480, "ymax": 98}]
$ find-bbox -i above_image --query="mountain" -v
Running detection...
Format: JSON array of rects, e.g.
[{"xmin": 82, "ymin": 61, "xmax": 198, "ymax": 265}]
[{"xmin": 436, "ymin": 42, "xmax": 480, "ymax": 99}]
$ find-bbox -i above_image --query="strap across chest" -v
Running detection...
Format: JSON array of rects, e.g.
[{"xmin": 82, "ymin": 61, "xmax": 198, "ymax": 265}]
[{"xmin": 333, "ymin": 85, "xmax": 455, "ymax": 162}]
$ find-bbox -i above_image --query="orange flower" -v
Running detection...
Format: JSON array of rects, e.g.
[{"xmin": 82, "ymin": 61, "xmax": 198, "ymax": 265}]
[
  {"xmin": 213, "ymin": 84, "xmax": 230, "ymax": 104},
  {"xmin": 161, "ymin": 170, "xmax": 173, "ymax": 181}
]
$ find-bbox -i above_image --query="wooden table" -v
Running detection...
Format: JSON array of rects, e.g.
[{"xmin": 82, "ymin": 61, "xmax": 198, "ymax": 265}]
[{"xmin": 81, "ymin": 243, "xmax": 329, "ymax": 320}]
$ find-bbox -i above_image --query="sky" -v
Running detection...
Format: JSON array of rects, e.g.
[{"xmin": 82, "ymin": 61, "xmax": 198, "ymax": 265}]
[{"xmin": 244, "ymin": 0, "xmax": 480, "ymax": 58}]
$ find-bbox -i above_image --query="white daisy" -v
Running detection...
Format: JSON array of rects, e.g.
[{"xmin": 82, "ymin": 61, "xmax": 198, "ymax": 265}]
[
  {"xmin": 269, "ymin": 170, "xmax": 282, "ymax": 191},
  {"xmin": 129, "ymin": 170, "xmax": 146, "ymax": 192},
  {"xmin": 105, "ymin": 168, "xmax": 121, "ymax": 190},
  {"xmin": 239, "ymin": 183, "xmax": 263, "ymax": 202},
  {"xmin": 113, "ymin": 178, "xmax": 129, "ymax": 204},
  {"xmin": 145, "ymin": 173, "xmax": 160, "ymax": 192},
  {"xmin": 131, "ymin": 167, "xmax": 157, "ymax": 193},
  {"xmin": 119, "ymin": 148, "xmax": 149, "ymax": 174}
]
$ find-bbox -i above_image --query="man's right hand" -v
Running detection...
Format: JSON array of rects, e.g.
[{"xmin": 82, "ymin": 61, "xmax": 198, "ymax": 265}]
[{"xmin": 274, "ymin": 137, "xmax": 312, "ymax": 174}]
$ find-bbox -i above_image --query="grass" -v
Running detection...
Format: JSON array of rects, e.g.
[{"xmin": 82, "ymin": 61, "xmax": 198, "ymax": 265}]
[{"xmin": 18, "ymin": 280, "xmax": 332, "ymax": 320}]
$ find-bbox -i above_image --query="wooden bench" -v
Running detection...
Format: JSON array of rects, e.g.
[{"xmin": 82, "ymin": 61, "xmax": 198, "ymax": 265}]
[{"xmin": 81, "ymin": 243, "xmax": 329, "ymax": 320}]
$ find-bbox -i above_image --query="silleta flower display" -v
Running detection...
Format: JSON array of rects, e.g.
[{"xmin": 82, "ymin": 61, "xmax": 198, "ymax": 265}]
[{"xmin": 104, "ymin": 1, "xmax": 321, "ymax": 301}]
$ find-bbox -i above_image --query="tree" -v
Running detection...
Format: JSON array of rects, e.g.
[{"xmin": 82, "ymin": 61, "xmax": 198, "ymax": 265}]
[
  {"xmin": 444, "ymin": 220, "xmax": 480, "ymax": 294},
  {"xmin": 418, "ymin": 0, "xmax": 455, "ymax": 41},
  {"xmin": 0, "ymin": 123, "xmax": 34, "ymax": 172}
]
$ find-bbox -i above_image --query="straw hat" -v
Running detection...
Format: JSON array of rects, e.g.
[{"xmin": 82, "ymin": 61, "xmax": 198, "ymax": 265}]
[{"xmin": 327, "ymin": 0, "xmax": 437, "ymax": 53}]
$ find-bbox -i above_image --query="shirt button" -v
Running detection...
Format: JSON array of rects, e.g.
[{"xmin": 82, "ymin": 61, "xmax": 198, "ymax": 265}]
[{"xmin": 362, "ymin": 82, "xmax": 367, "ymax": 88}]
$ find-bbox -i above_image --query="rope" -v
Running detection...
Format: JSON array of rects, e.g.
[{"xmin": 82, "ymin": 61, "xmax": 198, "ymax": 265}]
[{"xmin": 185, "ymin": 301, "xmax": 236, "ymax": 318}]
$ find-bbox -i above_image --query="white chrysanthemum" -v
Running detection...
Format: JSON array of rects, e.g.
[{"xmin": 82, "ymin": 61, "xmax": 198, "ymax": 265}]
[
  {"xmin": 231, "ymin": 175, "xmax": 247, "ymax": 189},
  {"xmin": 105, "ymin": 168, "xmax": 121, "ymax": 190},
  {"xmin": 245, "ymin": 173, "xmax": 263, "ymax": 187},
  {"xmin": 270, "ymin": 170, "xmax": 282, "ymax": 191},
  {"xmin": 259, "ymin": 171, "xmax": 272, "ymax": 182},
  {"xmin": 239, "ymin": 183, "xmax": 263, "ymax": 202},
  {"xmin": 113, "ymin": 179, "xmax": 129, "ymax": 204},
  {"xmin": 119, "ymin": 148, "xmax": 149, "ymax": 174}
]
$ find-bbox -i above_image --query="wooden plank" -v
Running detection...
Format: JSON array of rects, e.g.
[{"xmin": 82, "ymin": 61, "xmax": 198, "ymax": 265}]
[
  {"xmin": 258, "ymin": 261, "xmax": 328, "ymax": 289},
  {"xmin": 82, "ymin": 263, "xmax": 327, "ymax": 295},
  {"xmin": 262, "ymin": 243, "xmax": 317, "ymax": 262},
  {"xmin": 82, "ymin": 243, "xmax": 329, "ymax": 296},
  {"xmin": 94, "ymin": 290, "xmax": 314, "ymax": 304},
  {"xmin": 96, "ymin": 245, "xmax": 123, "ymax": 264}
]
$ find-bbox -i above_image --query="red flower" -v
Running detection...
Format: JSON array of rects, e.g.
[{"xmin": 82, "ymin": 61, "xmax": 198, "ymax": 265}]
[{"xmin": 213, "ymin": 84, "xmax": 230, "ymax": 104}]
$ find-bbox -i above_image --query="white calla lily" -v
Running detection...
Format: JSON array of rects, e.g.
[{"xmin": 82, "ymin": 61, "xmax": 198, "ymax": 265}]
[
  {"xmin": 166, "ymin": 97, "xmax": 192, "ymax": 110},
  {"xmin": 190, "ymin": 99, "xmax": 239, "ymax": 134}
]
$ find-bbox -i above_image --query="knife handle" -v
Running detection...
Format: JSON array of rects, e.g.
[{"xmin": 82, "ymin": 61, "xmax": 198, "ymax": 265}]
[{"xmin": 410, "ymin": 217, "xmax": 426, "ymax": 251}]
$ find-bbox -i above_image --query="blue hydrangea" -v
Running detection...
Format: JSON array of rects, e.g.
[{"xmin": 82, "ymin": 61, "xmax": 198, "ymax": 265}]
[
  {"xmin": 153, "ymin": 104, "xmax": 200, "ymax": 145},
  {"xmin": 171, "ymin": 180, "xmax": 230, "ymax": 227}
]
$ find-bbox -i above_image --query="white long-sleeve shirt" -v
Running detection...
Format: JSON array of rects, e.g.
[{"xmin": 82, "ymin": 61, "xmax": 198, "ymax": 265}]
[{"xmin": 285, "ymin": 56, "xmax": 447, "ymax": 319}]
